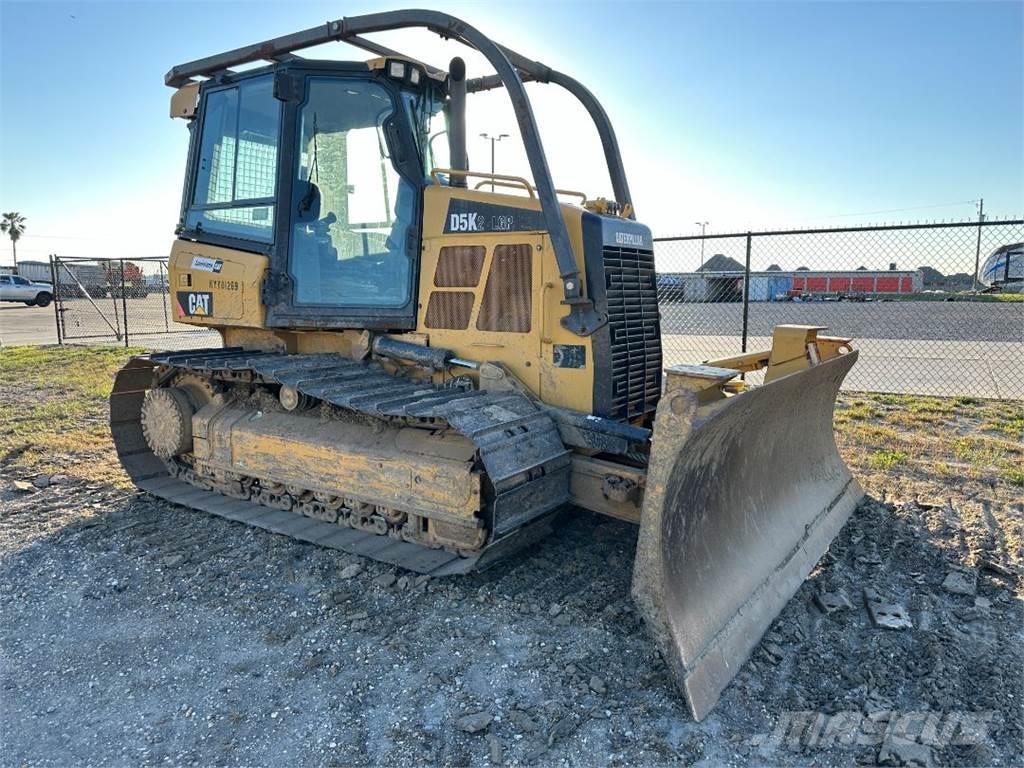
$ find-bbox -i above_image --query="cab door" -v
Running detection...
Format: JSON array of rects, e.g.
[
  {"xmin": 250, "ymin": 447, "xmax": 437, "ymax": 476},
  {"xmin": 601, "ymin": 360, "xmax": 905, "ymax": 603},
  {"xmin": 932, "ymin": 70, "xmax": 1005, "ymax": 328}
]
[{"xmin": 264, "ymin": 69, "xmax": 425, "ymax": 330}]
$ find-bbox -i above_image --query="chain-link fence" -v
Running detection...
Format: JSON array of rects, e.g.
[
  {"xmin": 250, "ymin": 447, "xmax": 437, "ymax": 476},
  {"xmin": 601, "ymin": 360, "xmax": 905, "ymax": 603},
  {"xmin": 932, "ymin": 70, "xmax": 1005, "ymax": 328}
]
[
  {"xmin": 654, "ymin": 218, "xmax": 1024, "ymax": 399},
  {"xmin": 40, "ymin": 217, "xmax": 1023, "ymax": 398},
  {"xmin": 49, "ymin": 256, "xmax": 219, "ymax": 350}
]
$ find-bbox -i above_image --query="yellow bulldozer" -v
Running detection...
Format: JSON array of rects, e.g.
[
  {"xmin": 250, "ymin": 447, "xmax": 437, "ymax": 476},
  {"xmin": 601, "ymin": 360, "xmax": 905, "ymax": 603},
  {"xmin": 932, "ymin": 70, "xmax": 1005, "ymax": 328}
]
[{"xmin": 110, "ymin": 10, "xmax": 862, "ymax": 720}]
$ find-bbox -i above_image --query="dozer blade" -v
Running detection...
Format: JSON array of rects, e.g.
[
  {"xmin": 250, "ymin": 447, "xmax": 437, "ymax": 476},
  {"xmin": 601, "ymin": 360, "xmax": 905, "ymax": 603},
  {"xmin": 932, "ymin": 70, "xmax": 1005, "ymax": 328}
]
[{"xmin": 632, "ymin": 351, "xmax": 862, "ymax": 721}]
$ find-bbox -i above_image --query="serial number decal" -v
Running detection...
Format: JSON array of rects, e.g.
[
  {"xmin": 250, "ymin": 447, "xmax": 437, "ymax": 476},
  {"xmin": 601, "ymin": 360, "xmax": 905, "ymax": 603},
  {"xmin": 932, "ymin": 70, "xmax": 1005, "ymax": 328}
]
[
  {"xmin": 176, "ymin": 291, "xmax": 214, "ymax": 317},
  {"xmin": 443, "ymin": 200, "xmax": 546, "ymax": 234},
  {"xmin": 210, "ymin": 279, "xmax": 240, "ymax": 291},
  {"xmin": 190, "ymin": 256, "xmax": 224, "ymax": 273}
]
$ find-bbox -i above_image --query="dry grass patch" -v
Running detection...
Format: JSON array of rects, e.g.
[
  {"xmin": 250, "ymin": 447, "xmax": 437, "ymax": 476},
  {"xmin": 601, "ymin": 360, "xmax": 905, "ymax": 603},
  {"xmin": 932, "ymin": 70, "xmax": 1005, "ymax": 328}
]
[
  {"xmin": 837, "ymin": 391, "xmax": 1023, "ymax": 499},
  {"xmin": 981, "ymin": 411, "xmax": 1024, "ymax": 441},
  {"xmin": 0, "ymin": 345, "xmax": 145, "ymax": 485}
]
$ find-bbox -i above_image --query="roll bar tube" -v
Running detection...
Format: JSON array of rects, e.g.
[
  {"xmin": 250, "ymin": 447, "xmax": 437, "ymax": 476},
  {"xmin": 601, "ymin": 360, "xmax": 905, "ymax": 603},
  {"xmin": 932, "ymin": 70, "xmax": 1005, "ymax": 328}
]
[
  {"xmin": 466, "ymin": 64, "xmax": 634, "ymax": 221},
  {"xmin": 165, "ymin": 9, "xmax": 621, "ymax": 336}
]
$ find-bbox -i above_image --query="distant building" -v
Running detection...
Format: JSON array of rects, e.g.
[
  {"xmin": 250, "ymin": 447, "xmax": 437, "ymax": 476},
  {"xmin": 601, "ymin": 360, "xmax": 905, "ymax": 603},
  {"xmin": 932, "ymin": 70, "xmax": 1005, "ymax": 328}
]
[
  {"xmin": 657, "ymin": 265, "xmax": 923, "ymax": 302},
  {"xmin": 6, "ymin": 260, "xmax": 51, "ymax": 282},
  {"xmin": 790, "ymin": 269, "xmax": 921, "ymax": 296},
  {"xmin": 918, "ymin": 265, "xmax": 945, "ymax": 287}
]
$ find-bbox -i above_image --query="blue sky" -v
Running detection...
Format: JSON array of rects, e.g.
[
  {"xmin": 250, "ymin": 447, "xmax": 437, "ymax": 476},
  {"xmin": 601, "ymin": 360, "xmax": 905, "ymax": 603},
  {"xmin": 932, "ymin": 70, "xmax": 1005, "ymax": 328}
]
[{"xmin": 1, "ymin": 0, "xmax": 1021, "ymax": 264}]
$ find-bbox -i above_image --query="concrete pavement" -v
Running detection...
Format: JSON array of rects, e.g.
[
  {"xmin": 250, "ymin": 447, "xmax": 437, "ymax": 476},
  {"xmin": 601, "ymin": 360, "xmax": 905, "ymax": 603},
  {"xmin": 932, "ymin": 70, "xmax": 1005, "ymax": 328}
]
[{"xmin": 661, "ymin": 334, "xmax": 1024, "ymax": 399}]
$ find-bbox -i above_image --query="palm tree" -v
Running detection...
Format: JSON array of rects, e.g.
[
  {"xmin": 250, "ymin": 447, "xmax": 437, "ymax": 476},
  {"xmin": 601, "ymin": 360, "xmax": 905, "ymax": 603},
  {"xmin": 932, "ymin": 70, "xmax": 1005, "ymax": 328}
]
[{"xmin": 0, "ymin": 212, "xmax": 27, "ymax": 273}]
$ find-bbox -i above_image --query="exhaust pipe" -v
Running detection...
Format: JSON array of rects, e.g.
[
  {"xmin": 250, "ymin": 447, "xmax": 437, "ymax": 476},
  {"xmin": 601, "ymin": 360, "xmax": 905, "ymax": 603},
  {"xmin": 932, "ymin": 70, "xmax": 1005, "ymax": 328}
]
[{"xmin": 448, "ymin": 56, "xmax": 468, "ymax": 187}]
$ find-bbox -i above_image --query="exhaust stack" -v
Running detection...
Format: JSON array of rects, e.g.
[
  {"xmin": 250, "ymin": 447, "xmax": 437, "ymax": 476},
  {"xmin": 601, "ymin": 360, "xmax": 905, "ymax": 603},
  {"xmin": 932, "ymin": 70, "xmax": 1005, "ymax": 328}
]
[{"xmin": 448, "ymin": 56, "xmax": 468, "ymax": 187}]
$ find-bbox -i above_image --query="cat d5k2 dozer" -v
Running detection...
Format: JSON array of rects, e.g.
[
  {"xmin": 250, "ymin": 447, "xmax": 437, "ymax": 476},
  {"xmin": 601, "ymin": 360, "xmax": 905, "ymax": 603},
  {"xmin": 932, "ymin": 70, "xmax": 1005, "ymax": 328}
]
[{"xmin": 110, "ymin": 10, "xmax": 862, "ymax": 720}]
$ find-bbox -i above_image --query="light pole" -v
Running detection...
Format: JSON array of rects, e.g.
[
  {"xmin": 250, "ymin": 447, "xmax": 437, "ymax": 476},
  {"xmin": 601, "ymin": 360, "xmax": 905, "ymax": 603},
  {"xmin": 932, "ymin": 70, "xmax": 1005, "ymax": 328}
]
[
  {"xmin": 695, "ymin": 221, "xmax": 709, "ymax": 269},
  {"xmin": 972, "ymin": 198, "xmax": 985, "ymax": 292},
  {"xmin": 480, "ymin": 132, "xmax": 509, "ymax": 191}
]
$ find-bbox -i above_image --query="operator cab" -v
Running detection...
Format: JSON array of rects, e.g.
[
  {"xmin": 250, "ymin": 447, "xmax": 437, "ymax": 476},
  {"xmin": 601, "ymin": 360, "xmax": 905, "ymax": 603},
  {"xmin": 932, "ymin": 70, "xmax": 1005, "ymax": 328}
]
[{"xmin": 177, "ymin": 57, "xmax": 448, "ymax": 327}]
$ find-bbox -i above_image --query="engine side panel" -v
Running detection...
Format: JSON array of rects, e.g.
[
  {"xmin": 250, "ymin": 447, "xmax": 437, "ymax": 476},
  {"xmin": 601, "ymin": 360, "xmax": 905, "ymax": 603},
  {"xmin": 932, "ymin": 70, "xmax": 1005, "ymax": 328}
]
[{"xmin": 418, "ymin": 185, "xmax": 596, "ymax": 413}]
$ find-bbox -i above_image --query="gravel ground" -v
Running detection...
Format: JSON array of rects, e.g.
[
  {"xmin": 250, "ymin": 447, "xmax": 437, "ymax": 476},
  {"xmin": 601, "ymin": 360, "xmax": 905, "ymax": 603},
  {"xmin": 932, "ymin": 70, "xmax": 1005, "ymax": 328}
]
[
  {"xmin": 2, "ymin": 470, "xmax": 1021, "ymax": 767},
  {"xmin": 1, "ymin": 348, "xmax": 1021, "ymax": 766}
]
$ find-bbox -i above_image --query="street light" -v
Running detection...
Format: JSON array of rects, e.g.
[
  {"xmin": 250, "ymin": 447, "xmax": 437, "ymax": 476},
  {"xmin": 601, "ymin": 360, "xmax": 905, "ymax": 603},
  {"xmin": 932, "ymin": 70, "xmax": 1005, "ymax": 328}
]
[
  {"xmin": 480, "ymin": 132, "xmax": 510, "ymax": 192},
  {"xmin": 695, "ymin": 221, "xmax": 709, "ymax": 269}
]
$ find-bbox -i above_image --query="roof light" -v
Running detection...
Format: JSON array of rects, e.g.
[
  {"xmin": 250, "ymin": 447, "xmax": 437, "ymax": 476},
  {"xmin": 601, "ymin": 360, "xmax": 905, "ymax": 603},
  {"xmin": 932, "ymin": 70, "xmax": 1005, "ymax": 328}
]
[
  {"xmin": 409, "ymin": 67, "xmax": 421, "ymax": 85},
  {"xmin": 388, "ymin": 60, "xmax": 406, "ymax": 79}
]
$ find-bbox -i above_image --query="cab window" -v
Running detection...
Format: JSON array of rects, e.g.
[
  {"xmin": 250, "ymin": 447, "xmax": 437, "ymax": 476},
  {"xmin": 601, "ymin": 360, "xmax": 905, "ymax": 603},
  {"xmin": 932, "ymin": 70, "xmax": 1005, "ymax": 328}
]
[
  {"xmin": 405, "ymin": 90, "xmax": 448, "ymax": 176},
  {"xmin": 186, "ymin": 75, "xmax": 281, "ymax": 243},
  {"xmin": 289, "ymin": 78, "xmax": 414, "ymax": 307}
]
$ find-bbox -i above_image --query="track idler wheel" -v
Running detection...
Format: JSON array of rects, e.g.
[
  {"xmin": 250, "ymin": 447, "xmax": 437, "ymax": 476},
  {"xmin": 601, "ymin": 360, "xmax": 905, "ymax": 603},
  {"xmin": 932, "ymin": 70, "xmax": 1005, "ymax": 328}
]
[{"xmin": 140, "ymin": 387, "xmax": 196, "ymax": 459}]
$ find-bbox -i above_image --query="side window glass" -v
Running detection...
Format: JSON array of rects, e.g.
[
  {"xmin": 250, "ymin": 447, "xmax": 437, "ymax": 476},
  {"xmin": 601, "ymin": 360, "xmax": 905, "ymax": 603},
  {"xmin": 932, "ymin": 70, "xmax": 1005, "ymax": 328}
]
[
  {"xmin": 405, "ymin": 92, "xmax": 448, "ymax": 177},
  {"xmin": 290, "ymin": 78, "xmax": 414, "ymax": 308},
  {"xmin": 193, "ymin": 87, "xmax": 238, "ymax": 206},
  {"xmin": 186, "ymin": 76, "xmax": 280, "ymax": 243}
]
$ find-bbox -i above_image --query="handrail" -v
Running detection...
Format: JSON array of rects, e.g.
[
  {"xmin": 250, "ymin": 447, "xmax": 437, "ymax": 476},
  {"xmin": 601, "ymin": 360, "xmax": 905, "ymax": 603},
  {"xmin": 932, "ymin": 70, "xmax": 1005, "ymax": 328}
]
[
  {"xmin": 431, "ymin": 168, "xmax": 535, "ymax": 198},
  {"xmin": 554, "ymin": 188, "xmax": 588, "ymax": 205},
  {"xmin": 468, "ymin": 178, "xmax": 588, "ymax": 205},
  {"xmin": 473, "ymin": 179, "xmax": 537, "ymax": 196}
]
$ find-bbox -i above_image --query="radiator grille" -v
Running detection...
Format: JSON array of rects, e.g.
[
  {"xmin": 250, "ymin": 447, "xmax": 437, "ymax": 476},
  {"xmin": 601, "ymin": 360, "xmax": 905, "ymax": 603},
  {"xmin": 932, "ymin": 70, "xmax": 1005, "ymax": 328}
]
[{"xmin": 603, "ymin": 245, "xmax": 662, "ymax": 420}]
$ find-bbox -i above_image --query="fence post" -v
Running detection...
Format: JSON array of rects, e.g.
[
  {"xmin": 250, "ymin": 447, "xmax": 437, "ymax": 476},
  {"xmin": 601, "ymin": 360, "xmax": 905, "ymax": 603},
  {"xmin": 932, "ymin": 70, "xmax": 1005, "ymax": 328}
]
[
  {"xmin": 120, "ymin": 258, "xmax": 129, "ymax": 348},
  {"xmin": 741, "ymin": 232, "xmax": 752, "ymax": 354},
  {"xmin": 159, "ymin": 261, "xmax": 170, "ymax": 332},
  {"xmin": 49, "ymin": 254, "xmax": 62, "ymax": 346},
  {"xmin": 109, "ymin": 263, "xmax": 123, "ymax": 342}
]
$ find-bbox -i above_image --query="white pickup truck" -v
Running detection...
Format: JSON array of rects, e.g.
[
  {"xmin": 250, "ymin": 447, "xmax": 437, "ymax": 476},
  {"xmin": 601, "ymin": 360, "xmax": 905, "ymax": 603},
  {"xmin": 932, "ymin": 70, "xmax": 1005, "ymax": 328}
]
[{"xmin": 0, "ymin": 274, "xmax": 54, "ymax": 307}]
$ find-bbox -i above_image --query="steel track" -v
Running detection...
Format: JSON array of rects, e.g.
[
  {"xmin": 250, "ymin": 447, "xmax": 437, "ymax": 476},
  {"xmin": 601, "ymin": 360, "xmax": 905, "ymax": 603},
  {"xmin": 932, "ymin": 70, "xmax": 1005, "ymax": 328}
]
[{"xmin": 110, "ymin": 352, "xmax": 565, "ymax": 575}]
